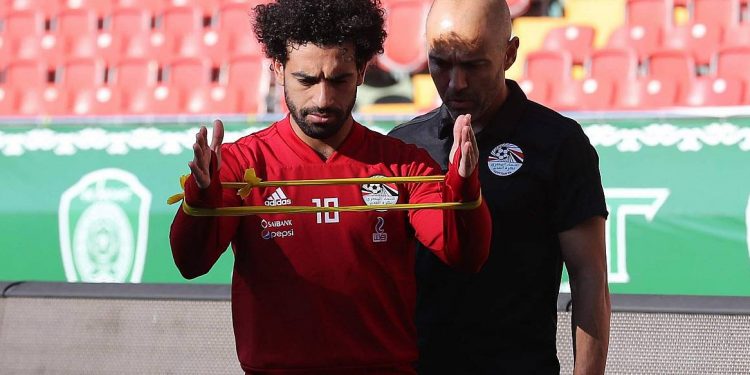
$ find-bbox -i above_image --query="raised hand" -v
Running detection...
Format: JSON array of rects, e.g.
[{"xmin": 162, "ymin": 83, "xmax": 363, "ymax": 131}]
[
  {"xmin": 188, "ymin": 119, "xmax": 224, "ymax": 189},
  {"xmin": 448, "ymin": 114, "xmax": 479, "ymax": 178}
]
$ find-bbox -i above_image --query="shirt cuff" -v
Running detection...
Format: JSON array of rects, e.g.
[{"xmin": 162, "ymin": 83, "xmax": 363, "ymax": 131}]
[{"xmin": 444, "ymin": 146, "xmax": 481, "ymax": 202}]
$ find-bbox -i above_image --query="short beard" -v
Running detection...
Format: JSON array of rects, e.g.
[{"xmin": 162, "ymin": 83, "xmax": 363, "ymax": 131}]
[{"xmin": 286, "ymin": 89, "xmax": 357, "ymax": 140}]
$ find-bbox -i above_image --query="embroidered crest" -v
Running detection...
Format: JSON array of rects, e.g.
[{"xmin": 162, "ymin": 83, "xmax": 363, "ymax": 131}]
[{"xmin": 488, "ymin": 143, "xmax": 524, "ymax": 176}]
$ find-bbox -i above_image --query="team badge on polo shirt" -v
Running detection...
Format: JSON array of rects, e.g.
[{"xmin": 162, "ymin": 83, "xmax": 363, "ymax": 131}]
[
  {"xmin": 488, "ymin": 143, "xmax": 524, "ymax": 176},
  {"xmin": 361, "ymin": 176, "xmax": 399, "ymax": 207}
]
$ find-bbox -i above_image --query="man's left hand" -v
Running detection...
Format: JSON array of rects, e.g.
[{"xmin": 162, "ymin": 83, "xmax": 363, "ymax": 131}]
[{"xmin": 449, "ymin": 114, "xmax": 479, "ymax": 178}]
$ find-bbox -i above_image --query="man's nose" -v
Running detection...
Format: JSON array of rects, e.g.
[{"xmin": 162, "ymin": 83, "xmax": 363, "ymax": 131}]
[
  {"xmin": 449, "ymin": 67, "xmax": 468, "ymax": 92},
  {"xmin": 314, "ymin": 82, "xmax": 336, "ymax": 108}
]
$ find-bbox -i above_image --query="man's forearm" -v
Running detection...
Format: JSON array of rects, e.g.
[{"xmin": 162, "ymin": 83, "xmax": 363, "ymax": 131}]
[{"xmin": 570, "ymin": 272, "xmax": 611, "ymax": 375}]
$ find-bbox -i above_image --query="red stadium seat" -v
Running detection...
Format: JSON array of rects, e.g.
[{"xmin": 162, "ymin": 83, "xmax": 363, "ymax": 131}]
[
  {"xmin": 59, "ymin": 58, "xmax": 106, "ymax": 91},
  {"xmin": 167, "ymin": 0, "xmax": 221, "ymax": 13},
  {"xmin": 109, "ymin": 7, "xmax": 152, "ymax": 35},
  {"xmin": 523, "ymin": 50, "xmax": 573, "ymax": 85},
  {"xmin": 219, "ymin": 54, "xmax": 269, "ymax": 113},
  {"xmin": 691, "ymin": 0, "xmax": 741, "ymax": 28},
  {"xmin": 115, "ymin": 0, "xmax": 167, "ymax": 14},
  {"xmin": 98, "ymin": 7, "xmax": 154, "ymax": 63},
  {"xmin": 518, "ymin": 77, "xmax": 550, "ymax": 104},
  {"xmin": 549, "ymin": 78, "xmax": 615, "ymax": 111},
  {"xmin": 647, "ymin": 49, "xmax": 696, "ymax": 94},
  {"xmin": 65, "ymin": 86, "xmax": 121, "ymax": 115},
  {"xmin": 167, "ymin": 56, "xmax": 211, "ymax": 90},
  {"xmin": 14, "ymin": 86, "xmax": 68, "ymax": 115},
  {"xmin": 715, "ymin": 46, "xmax": 750, "ymax": 83},
  {"xmin": 607, "ymin": 24, "xmax": 662, "ymax": 61},
  {"xmin": 216, "ymin": 2, "xmax": 252, "ymax": 34},
  {"xmin": 111, "ymin": 57, "xmax": 159, "ymax": 91},
  {"xmin": 120, "ymin": 86, "xmax": 180, "ymax": 114},
  {"xmin": 721, "ymin": 23, "xmax": 750, "ymax": 48},
  {"xmin": 679, "ymin": 75, "xmax": 744, "ymax": 106},
  {"xmin": 160, "ymin": 5, "xmax": 203, "ymax": 35},
  {"xmin": 61, "ymin": 0, "xmax": 113, "ymax": 18},
  {"xmin": 586, "ymin": 48, "xmax": 639, "ymax": 86},
  {"xmin": 541, "ymin": 25, "xmax": 596, "ymax": 64},
  {"xmin": 47, "ymin": 8, "xmax": 100, "ymax": 62},
  {"xmin": 152, "ymin": 6, "xmax": 206, "ymax": 62},
  {"xmin": 6, "ymin": 0, "xmax": 60, "ymax": 16},
  {"xmin": 660, "ymin": 23, "xmax": 722, "ymax": 65},
  {"xmin": 614, "ymin": 77, "xmax": 679, "ymax": 109},
  {"xmin": 4, "ymin": 9, "xmax": 45, "ymax": 38},
  {"xmin": 379, "ymin": 0, "xmax": 428, "ymax": 74},
  {"xmin": 4, "ymin": 59, "xmax": 47, "ymax": 89},
  {"xmin": 199, "ymin": 2, "xmax": 260, "ymax": 64},
  {"xmin": 3, "ymin": 35, "xmax": 44, "ymax": 61},
  {"xmin": 626, "ymin": 0, "xmax": 673, "ymax": 29}
]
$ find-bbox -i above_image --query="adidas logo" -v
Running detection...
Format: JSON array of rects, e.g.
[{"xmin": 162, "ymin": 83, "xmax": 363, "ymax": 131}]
[{"xmin": 265, "ymin": 187, "xmax": 292, "ymax": 206}]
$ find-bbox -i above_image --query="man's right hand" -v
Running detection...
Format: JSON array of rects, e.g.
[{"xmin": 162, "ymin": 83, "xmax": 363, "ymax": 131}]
[{"xmin": 188, "ymin": 119, "xmax": 224, "ymax": 189}]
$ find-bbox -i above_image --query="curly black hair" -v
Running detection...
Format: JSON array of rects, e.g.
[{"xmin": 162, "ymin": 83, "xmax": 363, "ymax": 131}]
[{"xmin": 252, "ymin": 0, "xmax": 387, "ymax": 68}]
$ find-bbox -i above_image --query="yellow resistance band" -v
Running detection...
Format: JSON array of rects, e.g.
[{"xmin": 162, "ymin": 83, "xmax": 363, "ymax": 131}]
[{"xmin": 167, "ymin": 168, "xmax": 482, "ymax": 216}]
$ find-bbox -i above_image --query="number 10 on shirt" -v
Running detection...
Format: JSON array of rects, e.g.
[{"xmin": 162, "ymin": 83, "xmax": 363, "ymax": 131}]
[{"xmin": 312, "ymin": 198, "xmax": 340, "ymax": 224}]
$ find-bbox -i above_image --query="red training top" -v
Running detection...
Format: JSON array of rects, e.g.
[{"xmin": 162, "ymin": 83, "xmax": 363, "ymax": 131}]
[{"xmin": 170, "ymin": 116, "xmax": 491, "ymax": 374}]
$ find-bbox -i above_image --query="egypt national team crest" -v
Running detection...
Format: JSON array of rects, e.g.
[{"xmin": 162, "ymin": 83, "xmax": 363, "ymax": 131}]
[
  {"xmin": 361, "ymin": 176, "xmax": 399, "ymax": 208},
  {"xmin": 488, "ymin": 143, "xmax": 524, "ymax": 177},
  {"xmin": 59, "ymin": 169, "xmax": 151, "ymax": 283}
]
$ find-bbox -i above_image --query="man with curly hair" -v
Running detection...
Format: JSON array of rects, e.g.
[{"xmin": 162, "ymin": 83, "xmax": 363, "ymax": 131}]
[{"xmin": 169, "ymin": 0, "xmax": 492, "ymax": 373}]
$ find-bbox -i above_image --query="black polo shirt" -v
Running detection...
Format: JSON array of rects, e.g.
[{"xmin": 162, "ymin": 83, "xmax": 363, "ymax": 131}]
[{"xmin": 389, "ymin": 80, "xmax": 608, "ymax": 374}]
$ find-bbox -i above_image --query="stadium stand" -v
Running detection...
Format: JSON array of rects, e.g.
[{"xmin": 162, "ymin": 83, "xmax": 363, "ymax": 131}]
[{"xmin": 2, "ymin": 0, "xmax": 750, "ymax": 114}]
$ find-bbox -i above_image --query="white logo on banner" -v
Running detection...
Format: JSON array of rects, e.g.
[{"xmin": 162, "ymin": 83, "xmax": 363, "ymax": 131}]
[{"xmin": 59, "ymin": 169, "xmax": 151, "ymax": 283}]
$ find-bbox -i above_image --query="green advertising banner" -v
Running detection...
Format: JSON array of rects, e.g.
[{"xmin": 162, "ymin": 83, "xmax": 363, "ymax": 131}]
[{"xmin": 1, "ymin": 114, "xmax": 749, "ymax": 296}]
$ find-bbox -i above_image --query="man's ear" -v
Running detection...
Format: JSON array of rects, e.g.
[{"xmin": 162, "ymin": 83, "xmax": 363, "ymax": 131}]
[
  {"xmin": 273, "ymin": 59, "xmax": 285, "ymax": 86},
  {"xmin": 356, "ymin": 61, "xmax": 369, "ymax": 86},
  {"xmin": 504, "ymin": 36, "xmax": 520, "ymax": 71}
]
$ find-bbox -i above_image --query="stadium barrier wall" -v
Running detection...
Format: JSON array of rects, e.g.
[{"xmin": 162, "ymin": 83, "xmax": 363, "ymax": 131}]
[
  {"xmin": 2, "ymin": 113, "xmax": 750, "ymax": 296},
  {"xmin": 0, "ymin": 282, "xmax": 749, "ymax": 374}
]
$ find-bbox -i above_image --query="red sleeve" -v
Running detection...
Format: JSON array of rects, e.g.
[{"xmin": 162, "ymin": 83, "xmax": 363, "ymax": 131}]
[
  {"xmin": 407, "ymin": 147, "xmax": 491, "ymax": 273},
  {"xmin": 169, "ymin": 144, "xmax": 243, "ymax": 279}
]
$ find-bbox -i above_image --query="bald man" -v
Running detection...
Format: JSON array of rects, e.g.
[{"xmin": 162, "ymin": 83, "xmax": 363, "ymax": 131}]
[{"xmin": 389, "ymin": 0, "xmax": 611, "ymax": 374}]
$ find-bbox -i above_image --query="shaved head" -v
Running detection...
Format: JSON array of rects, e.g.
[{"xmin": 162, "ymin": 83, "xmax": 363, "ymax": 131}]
[
  {"xmin": 426, "ymin": 0, "xmax": 512, "ymax": 48},
  {"xmin": 424, "ymin": 0, "xmax": 519, "ymax": 127}
]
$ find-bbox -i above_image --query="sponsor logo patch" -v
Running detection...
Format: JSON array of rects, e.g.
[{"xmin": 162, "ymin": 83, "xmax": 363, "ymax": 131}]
[
  {"xmin": 260, "ymin": 218, "xmax": 294, "ymax": 239},
  {"xmin": 265, "ymin": 187, "xmax": 292, "ymax": 206},
  {"xmin": 372, "ymin": 217, "xmax": 388, "ymax": 243},
  {"xmin": 361, "ymin": 176, "xmax": 399, "ymax": 208},
  {"xmin": 488, "ymin": 143, "xmax": 524, "ymax": 176}
]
